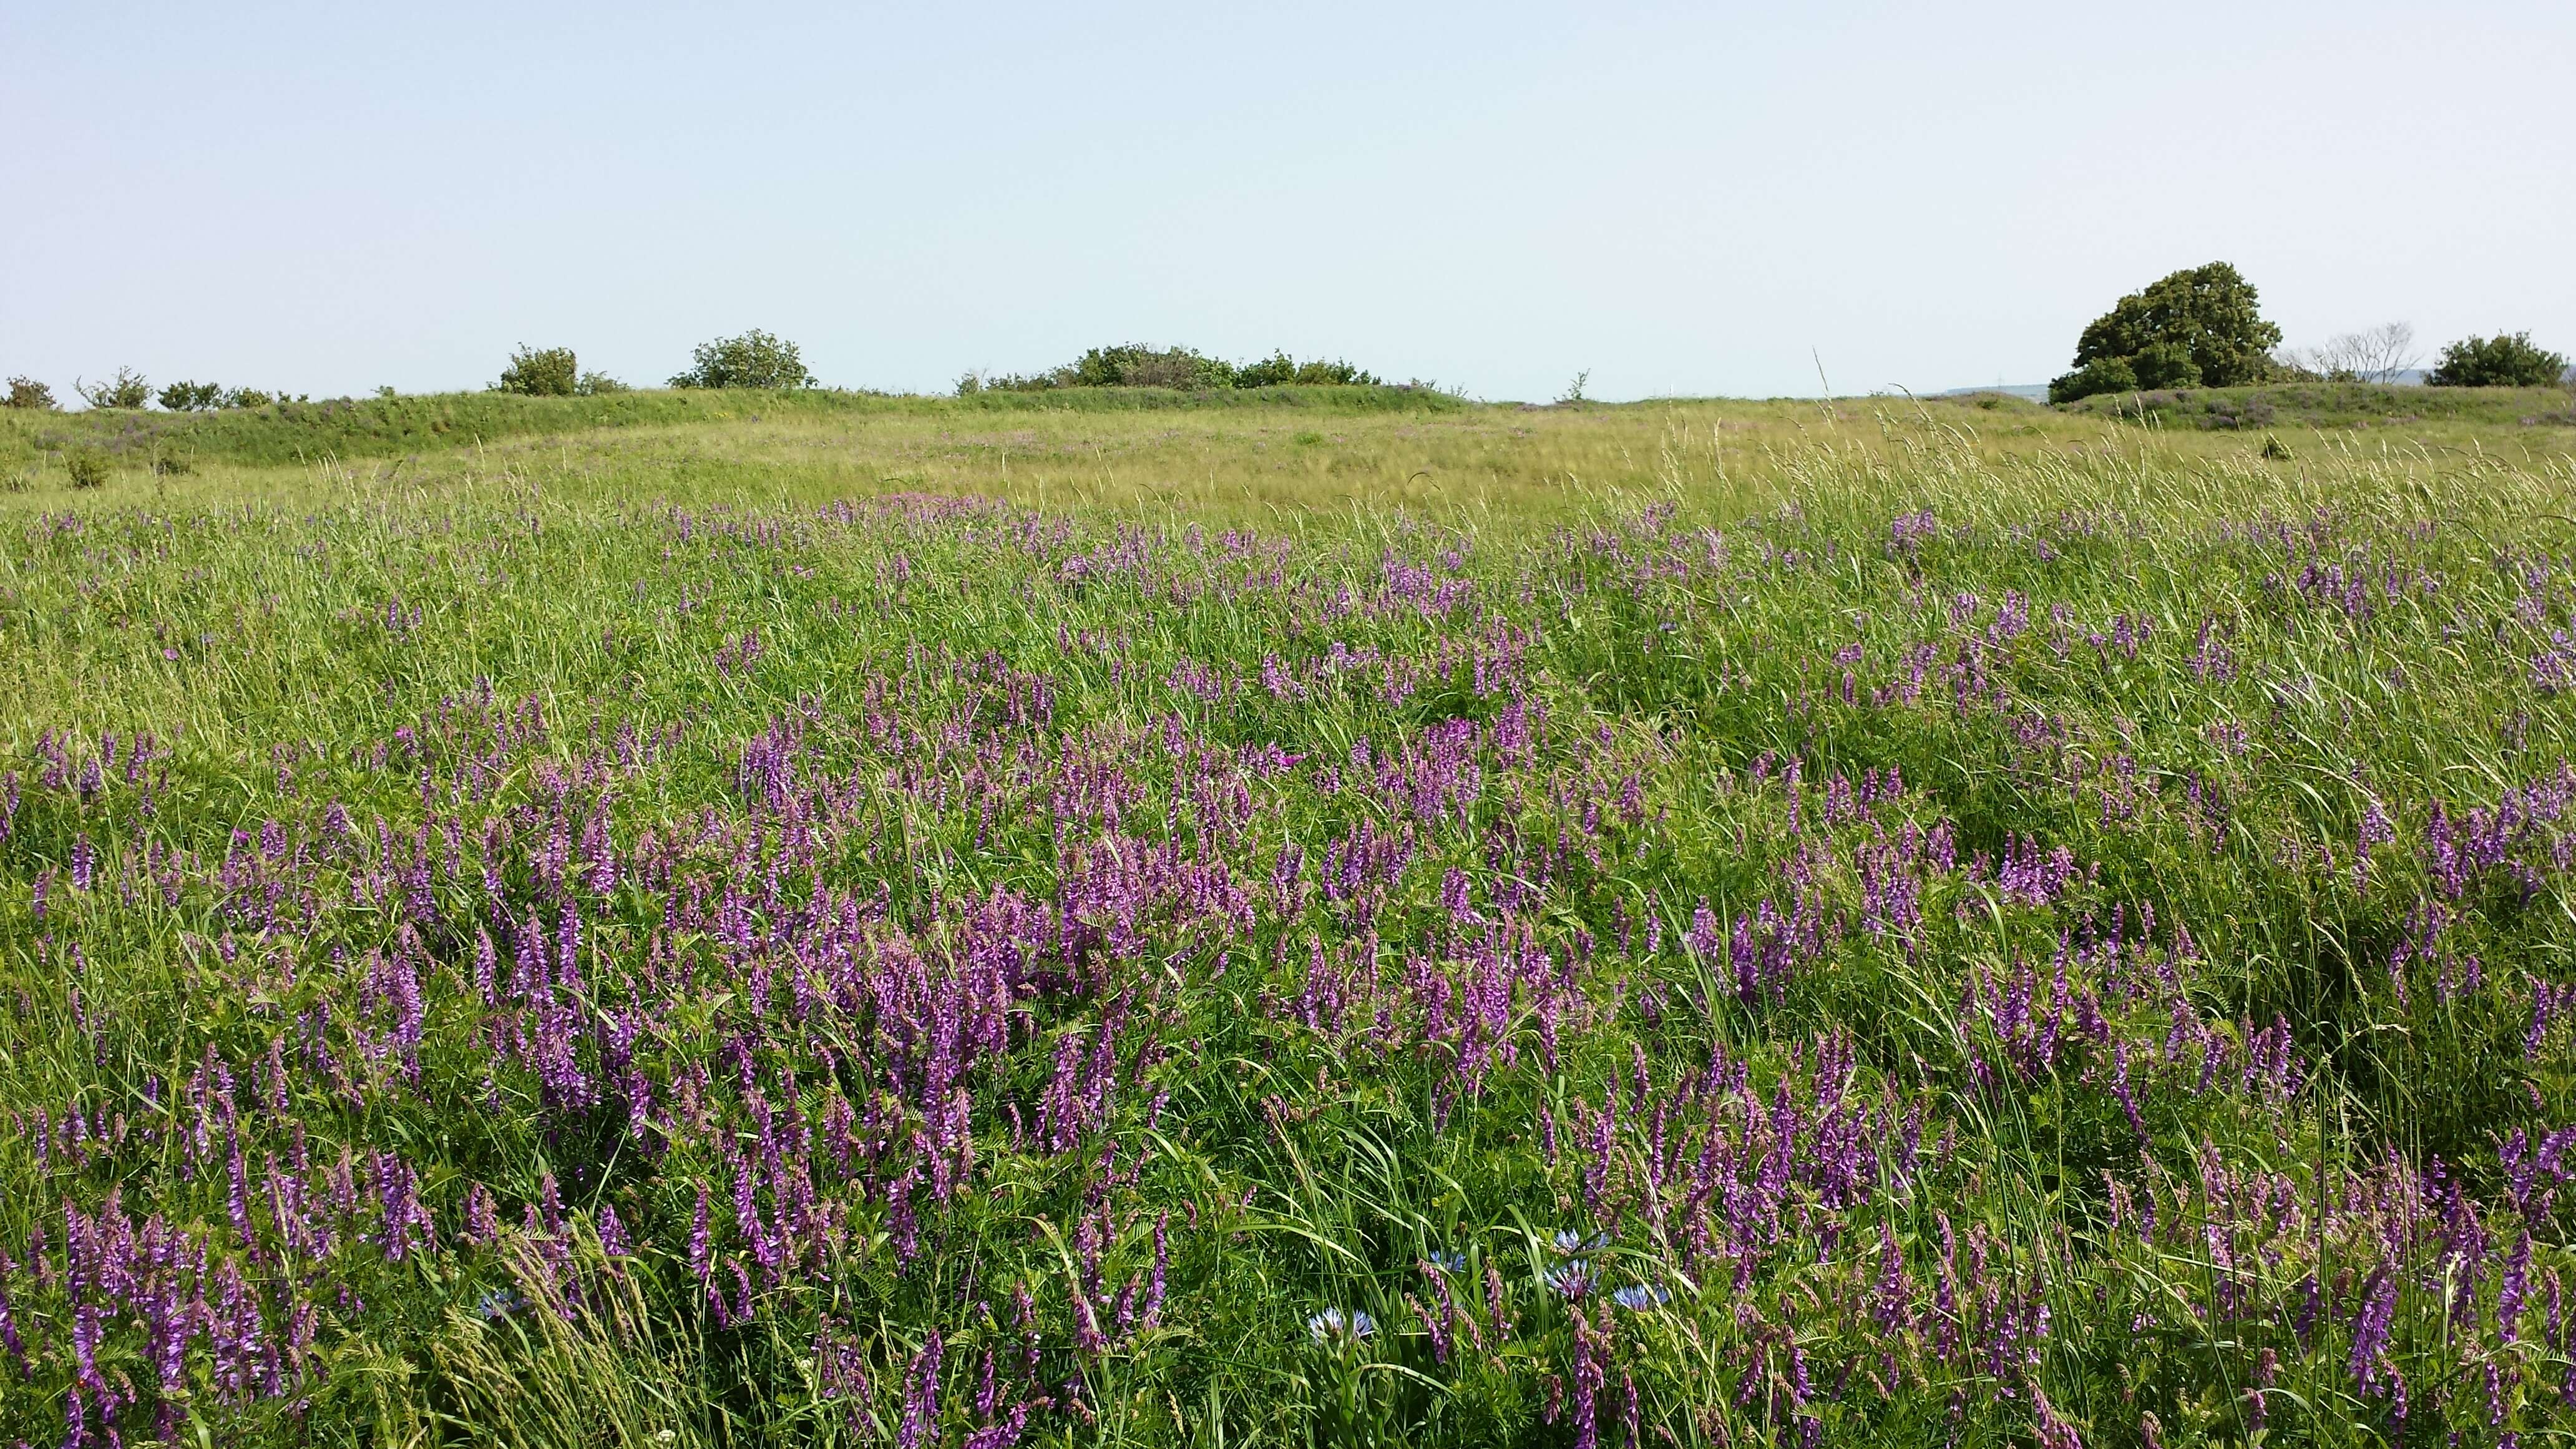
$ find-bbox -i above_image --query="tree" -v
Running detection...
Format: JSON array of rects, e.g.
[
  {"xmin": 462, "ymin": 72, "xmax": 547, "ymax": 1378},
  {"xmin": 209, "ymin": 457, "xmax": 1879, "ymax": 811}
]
[
  {"xmin": 495, "ymin": 345, "xmax": 581, "ymax": 397},
  {"xmin": 970, "ymin": 345, "xmax": 1386, "ymax": 393},
  {"xmin": 1234, "ymin": 351, "xmax": 1380, "ymax": 387},
  {"xmin": 157, "ymin": 380, "xmax": 224, "ymax": 411},
  {"xmin": 76, "ymin": 368, "xmax": 152, "ymax": 410},
  {"xmin": 670, "ymin": 330, "xmax": 814, "ymax": 390},
  {"xmin": 2280, "ymin": 322, "xmax": 2419, "ymax": 384},
  {"xmin": 4, "ymin": 377, "xmax": 54, "ymax": 410},
  {"xmin": 1066, "ymin": 344, "xmax": 1235, "ymax": 389},
  {"xmin": 2050, "ymin": 263, "xmax": 2283, "ymax": 404},
  {"xmin": 2426, "ymin": 332, "xmax": 2568, "ymax": 388}
]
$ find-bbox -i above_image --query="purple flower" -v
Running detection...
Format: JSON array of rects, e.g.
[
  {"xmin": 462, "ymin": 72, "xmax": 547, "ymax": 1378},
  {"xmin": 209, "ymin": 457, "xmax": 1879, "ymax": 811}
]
[
  {"xmin": 598, "ymin": 1205, "xmax": 633, "ymax": 1259},
  {"xmin": 897, "ymin": 1330, "xmax": 944, "ymax": 1449},
  {"xmin": 2532, "ymin": 630, "xmax": 2576, "ymax": 693},
  {"xmin": 2349, "ymin": 1266, "xmax": 2397, "ymax": 1393}
]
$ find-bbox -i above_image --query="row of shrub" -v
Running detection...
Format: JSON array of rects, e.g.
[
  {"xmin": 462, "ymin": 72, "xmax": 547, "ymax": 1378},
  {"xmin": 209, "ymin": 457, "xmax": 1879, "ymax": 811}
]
[
  {"xmin": 1, "ymin": 329, "xmax": 820, "ymax": 414},
  {"xmin": 494, "ymin": 336, "xmax": 1390, "ymax": 399},
  {"xmin": 3, "ymin": 372, "xmax": 308, "ymax": 413},
  {"xmin": 495, "ymin": 331, "xmax": 824, "ymax": 394},
  {"xmin": 2047, "ymin": 263, "xmax": 2570, "ymax": 402},
  {"xmin": 2416, "ymin": 331, "xmax": 2571, "ymax": 387},
  {"xmin": 959, "ymin": 343, "xmax": 1382, "ymax": 395},
  {"xmin": 490, "ymin": 346, "xmax": 628, "ymax": 398},
  {"xmin": 2048, "ymin": 328, "xmax": 2566, "ymax": 402}
]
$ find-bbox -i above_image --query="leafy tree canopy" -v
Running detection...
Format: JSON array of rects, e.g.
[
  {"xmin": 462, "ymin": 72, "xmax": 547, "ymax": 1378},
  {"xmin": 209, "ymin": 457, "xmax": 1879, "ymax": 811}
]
[
  {"xmin": 964, "ymin": 344, "xmax": 1382, "ymax": 394},
  {"xmin": 495, "ymin": 346, "xmax": 581, "ymax": 398},
  {"xmin": 2426, "ymin": 332, "xmax": 2569, "ymax": 388},
  {"xmin": 671, "ymin": 330, "xmax": 814, "ymax": 391},
  {"xmin": 2050, "ymin": 263, "xmax": 2281, "ymax": 404}
]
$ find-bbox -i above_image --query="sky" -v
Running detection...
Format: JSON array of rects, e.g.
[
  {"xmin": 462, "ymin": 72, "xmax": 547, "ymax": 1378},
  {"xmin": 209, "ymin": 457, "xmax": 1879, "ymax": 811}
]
[{"xmin": 3, "ymin": 2, "xmax": 2571, "ymax": 403}]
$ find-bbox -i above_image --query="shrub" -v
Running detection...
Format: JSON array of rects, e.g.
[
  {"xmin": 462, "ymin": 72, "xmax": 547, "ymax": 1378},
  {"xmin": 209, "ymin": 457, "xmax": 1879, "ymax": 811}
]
[
  {"xmin": 2050, "ymin": 263, "xmax": 2282, "ymax": 404},
  {"xmin": 63, "ymin": 450, "xmax": 110, "ymax": 488},
  {"xmin": 1235, "ymin": 351, "xmax": 1382, "ymax": 388},
  {"xmin": 157, "ymin": 380, "xmax": 224, "ymax": 412},
  {"xmin": 2046, "ymin": 357, "xmax": 2137, "ymax": 404},
  {"xmin": 1070, "ymin": 344, "xmax": 1236, "ymax": 390},
  {"xmin": 1233, "ymin": 352, "xmax": 1295, "ymax": 388},
  {"xmin": 1289, "ymin": 357, "xmax": 1378, "ymax": 386},
  {"xmin": 76, "ymin": 368, "xmax": 152, "ymax": 410},
  {"xmin": 218, "ymin": 388, "xmax": 306, "ymax": 408},
  {"xmin": 982, "ymin": 346, "xmax": 1385, "ymax": 393},
  {"xmin": 2426, "ymin": 332, "xmax": 2569, "ymax": 388},
  {"xmin": 2276, "ymin": 321, "xmax": 2419, "ymax": 384},
  {"xmin": 577, "ymin": 371, "xmax": 628, "ymax": 396},
  {"xmin": 670, "ymin": 330, "xmax": 814, "ymax": 390},
  {"xmin": 2061, "ymin": 386, "xmax": 2290, "ymax": 430},
  {"xmin": 495, "ymin": 346, "xmax": 581, "ymax": 397},
  {"xmin": 5, "ymin": 376, "xmax": 55, "ymax": 410},
  {"xmin": 973, "ymin": 359, "xmax": 1079, "ymax": 393},
  {"xmin": 2199, "ymin": 393, "xmax": 2276, "ymax": 429},
  {"xmin": 2127, "ymin": 339, "xmax": 2206, "ymax": 389}
]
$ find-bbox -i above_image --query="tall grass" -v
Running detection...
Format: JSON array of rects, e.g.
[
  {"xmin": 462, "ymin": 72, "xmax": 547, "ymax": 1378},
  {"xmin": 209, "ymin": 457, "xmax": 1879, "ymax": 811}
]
[{"xmin": 1, "ymin": 404, "xmax": 2574, "ymax": 1445}]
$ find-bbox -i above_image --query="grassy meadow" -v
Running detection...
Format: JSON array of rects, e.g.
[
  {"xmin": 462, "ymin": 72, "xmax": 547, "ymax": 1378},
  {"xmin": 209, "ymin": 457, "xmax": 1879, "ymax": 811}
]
[{"xmin": 4, "ymin": 384, "xmax": 2576, "ymax": 1446}]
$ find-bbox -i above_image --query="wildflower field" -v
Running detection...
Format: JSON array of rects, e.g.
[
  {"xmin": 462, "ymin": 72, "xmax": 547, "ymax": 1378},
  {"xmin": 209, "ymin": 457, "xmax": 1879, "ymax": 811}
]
[{"xmin": 4, "ymin": 390, "xmax": 2576, "ymax": 1446}]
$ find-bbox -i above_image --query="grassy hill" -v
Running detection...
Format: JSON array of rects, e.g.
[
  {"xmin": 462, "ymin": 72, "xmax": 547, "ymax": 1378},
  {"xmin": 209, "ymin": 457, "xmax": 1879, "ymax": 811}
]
[
  {"xmin": 3, "ymin": 374, "xmax": 2575, "ymax": 1445},
  {"xmin": 2060, "ymin": 379, "xmax": 2576, "ymax": 431},
  {"xmin": 0, "ymin": 383, "xmax": 1463, "ymax": 471}
]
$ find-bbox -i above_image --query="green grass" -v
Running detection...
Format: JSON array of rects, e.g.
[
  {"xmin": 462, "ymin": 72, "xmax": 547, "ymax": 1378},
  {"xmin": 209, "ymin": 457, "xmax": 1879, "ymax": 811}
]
[
  {"xmin": 0, "ymin": 383, "xmax": 1464, "ymax": 473},
  {"xmin": 2062, "ymin": 379, "xmax": 2576, "ymax": 432},
  {"xmin": 2, "ymin": 393, "xmax": 2574, "ymax": 1447}
]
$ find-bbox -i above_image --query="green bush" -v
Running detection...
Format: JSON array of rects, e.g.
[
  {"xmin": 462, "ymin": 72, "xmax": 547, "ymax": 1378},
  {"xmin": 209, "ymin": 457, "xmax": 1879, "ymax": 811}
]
[
  {"xmin": 76, "ymin": 367, "xmax": 152, "ymax": 410},
  {"xmin": 218, "ymin": 387, "xmax": 307, "ymax": 408},
  {"xmin": 1302, "ymin": 358, "xmax": 1378, "ymax": 385},
  {"xmin": 2046, "ymin": 356, "xmax": 2135, "ymax": 403},
  {"xmin": 1073, "ymin": 343, "xmax": 1236, "ymax": 389},
  {"xmin": 670, "ymin": 329, "xmax": 814, "ymax": 389},
  {"xmin": 978, "ymin": 345, "xmax": 1383, "ymax": 394},
  {"xmin": 1232, "ymin": 351, "xmax": 1297, "ymax": 388},
  {"xmin": 495, "ymin": 345, "xmax": 582, "ymax": 397},
  {"xmin": 1234, "ymin": 351, "xmax": 1378, "ymax": 388},
  {"xmin": 63, "ymin": 449, "xmax": 110, "ymax": 487},
  {"xmin": 2426, "ymin": 331, "xmax": 2569, "ymax": 387},
  {"xmin": 2127, "ymin": 339, "xmax": 2205, "ymax": 389},
  {"xmin": 4, "ymin": 376, "xmax": 54, "ymax": 410},
  {"xmin": 577, "ymin": 371, "xmax": 628, "ymax": 396},
  {"xmin": 157, "ymin": 380, "xmax": 225, "ymax": 412},
  {"xmin": 2050, "ymin": 263, "xmax": 2283, "ymax": 404}
]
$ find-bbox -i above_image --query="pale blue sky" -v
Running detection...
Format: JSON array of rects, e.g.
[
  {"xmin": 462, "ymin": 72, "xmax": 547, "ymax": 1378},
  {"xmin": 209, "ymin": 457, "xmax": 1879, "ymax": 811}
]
[{"xmin": 4, "ymin": 2, "xmax": 2570, "ymax": 401}]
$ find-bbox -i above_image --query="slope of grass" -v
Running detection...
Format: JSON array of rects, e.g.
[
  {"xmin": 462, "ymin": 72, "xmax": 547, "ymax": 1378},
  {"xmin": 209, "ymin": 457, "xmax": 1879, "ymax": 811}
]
[
  {"xmin": 18, "ymin": 386, "xmax": 2552, "ymax": 530},
  {"xmin": 0, "ymin": 384, "xmax": 1462, "ymax": 472},
  {"xmin": 2062, "ymin": 379, "xmax": 2576, "ymax": 432},
  {"xmin": 2, "ymin": 401, "xmax": 2575, "ymax": 1446}
]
